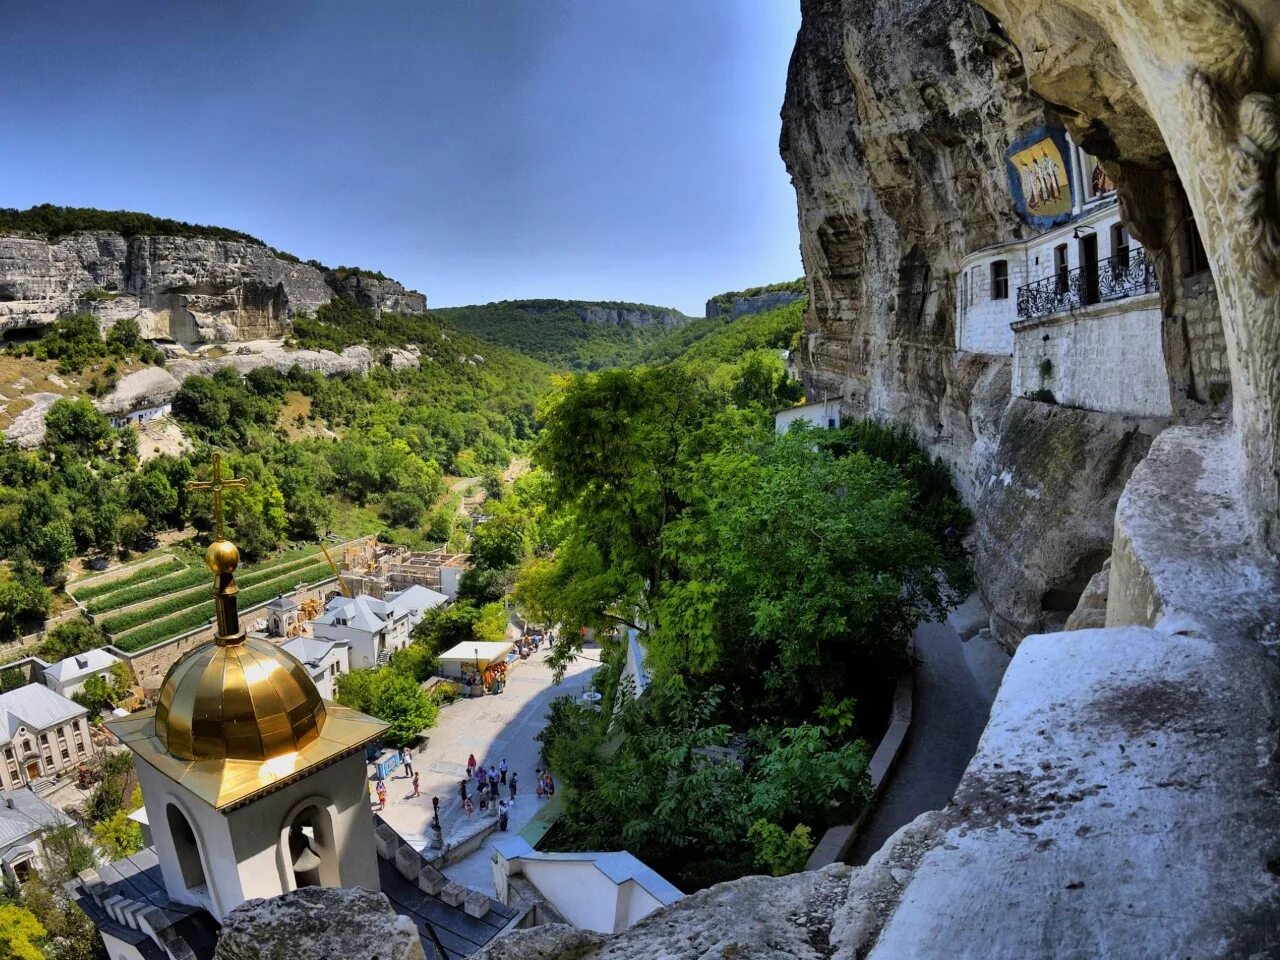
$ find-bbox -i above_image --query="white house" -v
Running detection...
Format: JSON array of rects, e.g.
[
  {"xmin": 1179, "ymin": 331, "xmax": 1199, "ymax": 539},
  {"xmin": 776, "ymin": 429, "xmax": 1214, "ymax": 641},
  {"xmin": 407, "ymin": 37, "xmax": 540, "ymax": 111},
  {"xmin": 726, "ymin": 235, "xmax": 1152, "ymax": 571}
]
[
  {"xmin": 280, "ymin": 636, "xmax": 349, "ymax": 700},
  {"xmin": 0, "ymin": 788, "xmax": 74, "ymax": 885},
  {"xmin": 0, "ymin": 684, "xmax": 94, "ymax": 790},
  {"xmin": 42, "ymin": 648, "xmax": 123, "ymax": 699},
  {"xmin": 310, "ymin": 585, "xmax": 448, "ymax": 670},
  {"xmin": 774, "ymin": 397, "xmax": 842, "ymax": 434},
  {"xmin": 436, "ymin": 640, "xmax": 514, "ymax": 680}
]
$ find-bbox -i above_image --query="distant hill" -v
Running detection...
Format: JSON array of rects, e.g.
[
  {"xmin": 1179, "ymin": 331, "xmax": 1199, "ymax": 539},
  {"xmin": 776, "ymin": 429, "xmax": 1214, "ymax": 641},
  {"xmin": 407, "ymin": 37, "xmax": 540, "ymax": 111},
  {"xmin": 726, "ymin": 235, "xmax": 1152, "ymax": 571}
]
[
  {"xmin": 705, "ymin": 279, "xmax": 807, "ymax": 319},
  {"xmin": 429, "ymin": 299, "xmax": 692, "ymax": 371},
  {"xmin": 640, "ymin": 295, "xmax": 807, "ymax": 367}
]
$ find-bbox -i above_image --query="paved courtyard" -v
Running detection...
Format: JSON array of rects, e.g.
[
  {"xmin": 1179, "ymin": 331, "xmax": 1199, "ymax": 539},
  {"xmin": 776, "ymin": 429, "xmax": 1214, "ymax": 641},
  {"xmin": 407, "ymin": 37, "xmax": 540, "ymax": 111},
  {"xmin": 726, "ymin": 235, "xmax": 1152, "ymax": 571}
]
[{"xmin": 373, "ymin": 643, "xmax": 599, "ymax": 894}]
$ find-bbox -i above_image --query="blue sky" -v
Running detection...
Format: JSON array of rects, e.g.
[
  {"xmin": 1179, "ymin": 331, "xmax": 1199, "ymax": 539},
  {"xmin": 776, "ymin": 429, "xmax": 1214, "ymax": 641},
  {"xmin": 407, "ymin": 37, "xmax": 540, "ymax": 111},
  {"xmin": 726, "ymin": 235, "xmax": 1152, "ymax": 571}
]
[{"xmin": 0, "ymin": 1, "xmax": 802, "ymax": 316}]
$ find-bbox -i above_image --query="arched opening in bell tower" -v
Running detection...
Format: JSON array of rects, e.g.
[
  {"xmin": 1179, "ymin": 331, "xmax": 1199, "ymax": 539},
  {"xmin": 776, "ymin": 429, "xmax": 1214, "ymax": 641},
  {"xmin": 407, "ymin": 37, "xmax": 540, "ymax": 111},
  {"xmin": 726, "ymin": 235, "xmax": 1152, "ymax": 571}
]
[
  {"xmin": 165, "ymin": 804, "xmax": 208, "ymax": 894},
  {"xmin": 281, "ymin": 802, "xmax": 339, "ymax": 891}
]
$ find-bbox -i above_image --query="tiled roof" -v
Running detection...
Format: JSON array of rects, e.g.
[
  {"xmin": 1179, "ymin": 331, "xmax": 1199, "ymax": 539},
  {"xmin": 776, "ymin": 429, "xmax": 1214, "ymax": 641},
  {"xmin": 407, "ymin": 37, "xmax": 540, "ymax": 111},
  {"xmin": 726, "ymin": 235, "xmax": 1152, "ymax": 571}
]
[
  {"xmin": 316, "ymin": 595, "xmax": 388, "ymax": 634},
  {"xmin": 0, "ymin": 684, "xmax": 87, "ymax": 741},
  {"xmin": 68, "ymin": 848, "xmax": 217, "ymax": 960}
]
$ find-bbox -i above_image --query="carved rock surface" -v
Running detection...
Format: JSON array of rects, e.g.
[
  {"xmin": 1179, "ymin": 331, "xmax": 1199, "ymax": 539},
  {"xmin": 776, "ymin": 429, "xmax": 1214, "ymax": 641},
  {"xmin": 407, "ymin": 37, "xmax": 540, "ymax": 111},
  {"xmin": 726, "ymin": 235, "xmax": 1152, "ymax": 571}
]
[
  {"xmin": 214, "ymin": 886, "xmax": 425, "ymax": 960},
  {"xmin": 92, "ymin": 366, "xmax": 181, "ymax": 417}
]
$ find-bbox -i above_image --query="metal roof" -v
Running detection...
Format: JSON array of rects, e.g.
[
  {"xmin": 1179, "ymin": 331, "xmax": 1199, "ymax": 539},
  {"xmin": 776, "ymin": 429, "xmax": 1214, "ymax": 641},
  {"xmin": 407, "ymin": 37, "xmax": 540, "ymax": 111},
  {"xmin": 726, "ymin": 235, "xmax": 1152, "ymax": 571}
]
[
  {"xmin": 0, "ymin": 683, "xmax": 87, "ymax": 741},
  {"xmin": 44, "ymin": 647, "xmax": 121, "ymax": 684},
  {"xmin": 0, "ymin": 788, "xmax": 72, "ymax": 850}
]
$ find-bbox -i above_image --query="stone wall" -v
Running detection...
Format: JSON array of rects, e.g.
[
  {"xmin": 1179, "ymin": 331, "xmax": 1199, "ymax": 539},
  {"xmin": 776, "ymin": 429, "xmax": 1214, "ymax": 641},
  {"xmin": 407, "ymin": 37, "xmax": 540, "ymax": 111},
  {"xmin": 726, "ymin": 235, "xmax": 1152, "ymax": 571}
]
[
  {"xmin": 1011, "ymin": 294, "xmax": 1172, "ymax": 417},
  {"xmin": 1179, "ymin": 271, "xmax": 1230, "ymax": 407}
]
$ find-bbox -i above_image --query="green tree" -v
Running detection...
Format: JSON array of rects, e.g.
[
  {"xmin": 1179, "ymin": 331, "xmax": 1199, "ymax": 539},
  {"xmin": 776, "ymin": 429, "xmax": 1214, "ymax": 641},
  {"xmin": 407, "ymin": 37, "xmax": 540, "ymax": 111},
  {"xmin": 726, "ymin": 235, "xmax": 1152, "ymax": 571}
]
[
  {"xmin": 44, "ymin": 397, "xmax": 113, "ymax": 457},
  {"xmin": 0, "ymin": 903, "xmax": 46, "ymax": 960},
  {"xmin": 747, "ymin": 820, "xmax": 813, "ymax": 877},
  {"xmin": 73, "ymin": 674, "xmax": 116, "ymax": 721},
  {"xmin": 412, "ymin": 602, "xmax": 481, "ymax": 654},
  {"xmin": 105, "ymin": 316, "xmax": 142, "ymax": 353},
  {"xmin": 37, "ymin": 620, "xmax": 106, "ymax": 663},
  {"xmin": 381, "ymin": 491, "xmax": 426, "ymax": 528},
  {"xmin": 126, "ymin": 470, "xmax": 178, "ymax": 530},
  {"xmin": 335, "ymin": 669, "xmax": 438, "ymax": 746},
  {"xmin": 92, "ymin": 810, "xmax": 144, "ymax": 861}
]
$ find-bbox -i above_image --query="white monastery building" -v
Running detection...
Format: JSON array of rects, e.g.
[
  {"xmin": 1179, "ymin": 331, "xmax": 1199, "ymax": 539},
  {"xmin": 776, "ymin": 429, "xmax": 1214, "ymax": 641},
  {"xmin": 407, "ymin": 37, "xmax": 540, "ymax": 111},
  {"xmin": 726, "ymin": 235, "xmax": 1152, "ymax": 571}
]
[
  {"xmin": 311, "ymin": 584, "xmax": 448, "ymax": 670},
  {"xmin": 42, "ymin": 647, "xmax": 123, "ymax": 699},
  {"xmin": 0, "ymin": 684, "xmax": 94, "ymax": 789}
]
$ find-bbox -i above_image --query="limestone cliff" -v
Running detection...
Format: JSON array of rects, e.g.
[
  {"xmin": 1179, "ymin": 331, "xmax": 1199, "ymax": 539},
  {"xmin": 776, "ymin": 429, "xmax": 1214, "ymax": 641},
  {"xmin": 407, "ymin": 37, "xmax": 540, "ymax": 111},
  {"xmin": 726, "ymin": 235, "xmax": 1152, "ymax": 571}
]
[
  {"xmin": 705, "ymin": 288, "xmax": 806, "ymax": 320},
  {"xmin": 326, "ymin": 270, "xmax": 428, "ymax": 316},
  {"xmin": 0, "ymin": 231, "xmax": 425, "ymax": 344},
  {"xmin": 780, "ymin": 0, "xmax": 1161, "ymax": 644}
]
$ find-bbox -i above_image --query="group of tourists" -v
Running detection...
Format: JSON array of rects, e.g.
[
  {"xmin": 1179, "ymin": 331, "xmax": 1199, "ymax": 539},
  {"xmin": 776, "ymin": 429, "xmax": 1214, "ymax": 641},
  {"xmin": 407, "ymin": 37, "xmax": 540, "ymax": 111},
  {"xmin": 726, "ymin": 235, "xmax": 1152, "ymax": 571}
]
[
  {"xmin": 459, "ymin": 753, "xmax": 518, "ymax": 829},
  {"xmin": 370, "ymin": 747, "xmax": 420, "ymax": 811}
]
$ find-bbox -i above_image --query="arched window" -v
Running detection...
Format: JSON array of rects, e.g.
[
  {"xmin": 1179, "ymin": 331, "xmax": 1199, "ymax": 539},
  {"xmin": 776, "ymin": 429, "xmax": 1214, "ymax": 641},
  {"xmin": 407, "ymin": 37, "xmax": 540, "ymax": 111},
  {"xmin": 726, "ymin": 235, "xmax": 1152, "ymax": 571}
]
[
  {"xmin": 282, "ymin": 803, "xmax": 339, "ymax": 891},
  {"xmin": 166, "ymin": 804, "xmax": 207, "ymax": 892}
]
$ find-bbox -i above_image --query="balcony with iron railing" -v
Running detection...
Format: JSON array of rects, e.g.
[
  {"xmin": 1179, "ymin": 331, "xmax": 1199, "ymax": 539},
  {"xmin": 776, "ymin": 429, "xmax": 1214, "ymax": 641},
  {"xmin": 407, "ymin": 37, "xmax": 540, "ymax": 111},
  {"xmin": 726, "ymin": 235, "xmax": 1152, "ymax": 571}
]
[{"xmin": 1015, "ymin": 247, "xmax": 1157, "ymax": 323}]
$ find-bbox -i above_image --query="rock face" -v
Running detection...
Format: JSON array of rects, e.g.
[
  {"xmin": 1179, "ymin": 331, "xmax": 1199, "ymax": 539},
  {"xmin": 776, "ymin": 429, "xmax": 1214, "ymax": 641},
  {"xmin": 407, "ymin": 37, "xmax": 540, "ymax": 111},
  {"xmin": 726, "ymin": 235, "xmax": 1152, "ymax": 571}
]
[
  {"xmin": 779, "ymin": 0, "xmax": 1160, "ymax": 645},
  {"xmin": 705, "ymin": 288, "xmax": 806, "ymax": 320},
  {"xmin": 214, "ymin": 886, "xmax": 425, "ymax": 960},
  {"xmin": 532, "ymin": 303, "xmax": 687, "ymax": 329},
  {"xmin": 0, "ymin": 232, "xmax": 426, "ymax": 344},
  {"xmin": 327, "ymin": 271, "xmax": 427, "ymax": 316},
  {"xmin": 971, "ymin": 400, "xmax": 1160, "ymax": 642},
  {"xmin": 92, "ymin": 366, "xmax": 181, "ymax": 417},
  {"xmin": 166, "ymin": 341, "xmax": 405, "ymax": 381}
]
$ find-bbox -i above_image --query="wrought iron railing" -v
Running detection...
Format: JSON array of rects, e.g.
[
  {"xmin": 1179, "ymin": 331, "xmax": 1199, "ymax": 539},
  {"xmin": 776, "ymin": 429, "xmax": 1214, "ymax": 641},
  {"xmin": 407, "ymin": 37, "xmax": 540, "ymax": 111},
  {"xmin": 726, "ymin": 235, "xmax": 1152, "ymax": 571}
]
[{"xmin": 1016, "ymin": 247, "xmax": 1157, "ymax": 321}]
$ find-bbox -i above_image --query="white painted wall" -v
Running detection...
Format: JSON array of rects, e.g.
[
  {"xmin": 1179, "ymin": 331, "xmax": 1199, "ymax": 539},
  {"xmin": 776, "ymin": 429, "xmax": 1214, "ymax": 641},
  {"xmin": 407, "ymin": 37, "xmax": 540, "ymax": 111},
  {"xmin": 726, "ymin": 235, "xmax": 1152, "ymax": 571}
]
[
  {"xmin": 516, "ymin": 860, "xmax": 665, "ymax": 934},
  {"xmin": 1012, "ymin": 294, "xmax": 1171, "ymax": 417},
  {"xmin": 100, "ymin": 931, "xmax": 149, "ymax": 960},
  {"xmin": 774, "ymin": 398, "xmax": 841, "ymax": 434},
  {"xmin": 108, "ymin": 403, "xmax": 171, "ymax": 430},
  {"xmin": 135, "ymin": 750, "xmax": 380, "ymax": 922},
  {"xmin": 439, "ymin": 566, "xmax": 464, "ymax": 601},
  {"xmin": 312, "ymin": 621, "xmax": 383, "ymax": 670}
]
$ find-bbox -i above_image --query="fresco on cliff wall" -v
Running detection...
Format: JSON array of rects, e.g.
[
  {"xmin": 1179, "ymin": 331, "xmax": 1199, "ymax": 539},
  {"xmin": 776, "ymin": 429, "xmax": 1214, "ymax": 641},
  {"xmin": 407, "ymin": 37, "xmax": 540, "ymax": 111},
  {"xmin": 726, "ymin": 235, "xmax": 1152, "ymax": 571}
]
[
  {"xmin": 1006, "ymin": 128, "xmax": 1075, "ymax": 228},
  {"xmin": 1085, "ymin": 154, "xmax": 1116, "ymax": 199}
]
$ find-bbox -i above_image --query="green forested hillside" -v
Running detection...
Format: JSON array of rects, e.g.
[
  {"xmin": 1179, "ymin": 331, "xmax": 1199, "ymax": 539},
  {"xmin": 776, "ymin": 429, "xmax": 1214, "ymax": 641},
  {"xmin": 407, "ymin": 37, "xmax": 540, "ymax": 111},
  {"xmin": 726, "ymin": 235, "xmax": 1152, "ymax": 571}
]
[
  {"xmin": 641, "ymin": 296, "xmax": 806, "ymax": 367},
  {"xmin": 427, "ymin": 299, "xmax": 692, "ymax": 371}
]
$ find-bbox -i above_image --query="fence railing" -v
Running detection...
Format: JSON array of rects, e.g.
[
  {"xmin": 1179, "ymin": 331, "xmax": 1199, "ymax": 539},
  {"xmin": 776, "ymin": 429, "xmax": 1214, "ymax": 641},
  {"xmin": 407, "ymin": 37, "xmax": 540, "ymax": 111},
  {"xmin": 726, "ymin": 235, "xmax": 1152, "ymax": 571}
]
[{"xmin": 1016, "ymin": 247, "xmax": 1157, "ymax": 321}]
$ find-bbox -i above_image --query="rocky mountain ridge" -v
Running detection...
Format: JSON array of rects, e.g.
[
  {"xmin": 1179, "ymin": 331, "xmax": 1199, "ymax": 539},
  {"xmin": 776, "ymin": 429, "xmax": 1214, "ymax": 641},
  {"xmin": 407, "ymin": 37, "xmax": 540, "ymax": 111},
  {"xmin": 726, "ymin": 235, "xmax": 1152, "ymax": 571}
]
[{"xmin": 0, "ymin": 229, "xmax": 425, "ymax": 344}]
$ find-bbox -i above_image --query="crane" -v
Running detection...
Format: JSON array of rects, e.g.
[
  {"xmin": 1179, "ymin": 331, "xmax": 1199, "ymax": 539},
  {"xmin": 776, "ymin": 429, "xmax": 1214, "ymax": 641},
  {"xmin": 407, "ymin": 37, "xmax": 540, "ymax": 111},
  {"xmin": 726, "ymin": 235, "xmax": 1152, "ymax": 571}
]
[{"xmin": 320, "ymin": 542, "xmax": 353, "ymax": 598}]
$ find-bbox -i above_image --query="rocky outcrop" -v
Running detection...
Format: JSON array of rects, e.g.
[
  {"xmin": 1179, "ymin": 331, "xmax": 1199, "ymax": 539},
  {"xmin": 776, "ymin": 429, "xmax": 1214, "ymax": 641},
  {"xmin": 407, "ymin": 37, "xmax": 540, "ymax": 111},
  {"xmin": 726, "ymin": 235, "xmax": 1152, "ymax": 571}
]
[
  {"xmin": 971, "ymin": 399, "xmax": 1160, "ymax": 644},
  {"xmin": 525, "ymin": 303, "xmax": 687, "ymax": 328},
  {"xmin": 166, "ymin": 340, "xmax": 410, "ymax": 381},
  {"xmin": 6, "ymin": 392, "xmax": 61, "ymax": 448},
  {"xmin": 214, "ymin": 886, "xmax": 425, "ymax": 960},
  {"xmin": 705, "ymin": 288, "xmax": 806, "ymax": 320},
  {"xmin": 327, "ymin": 271, "xmax": 427, "ymax": 316},
  {"xmin": 92, "ymin": 366, "xmax": 181, "ymax": 417},
  {"xmin": 0, "ymin": 232, "xmax": 426, "ymax": 344}
]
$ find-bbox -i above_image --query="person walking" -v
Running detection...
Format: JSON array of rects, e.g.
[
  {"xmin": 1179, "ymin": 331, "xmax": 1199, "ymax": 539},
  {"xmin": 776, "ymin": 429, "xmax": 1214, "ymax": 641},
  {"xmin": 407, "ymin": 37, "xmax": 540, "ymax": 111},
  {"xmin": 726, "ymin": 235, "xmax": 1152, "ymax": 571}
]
[
  {"xmin": 375, "ymin": 779, "xmax": 387, "ymax": 811},
  {"xmin": 490, "ymin": 779, "xmax": 500, "ymax": 804},
  {"xmin": 467, "ymin": 753, "xmax": 477, "ymax": 777},
  {"xmin": 411, "ymin": 772, "xmax": 420, "ymax": 798},
  {"xmin": 478, "ymin": 791, "xmax": 488, "ymax": 816},
  {"xmin": 463, "ymin": 794, "xmax": 474, "ymax": 818},
  {"xmin": 543, "ymin": 772, "xmax": 555, "ymax": 797},
  {"xmin": 488, "ymin": 764, "xmax": 498, "ymax": 785},
  {"xmin": 401, "ymin": 747, "xmax": 414, "ymax": 779},
  {"xmin": 499, "ymin": 759, "xmax": 508, "ymax": 785},
  {"xmin": 535, "ymin": 769, "xmax": 545, "ymax": 799},
  {"xmin": 509, "ymin": 771, "xmax": 518, "ymax": 801},
  {"xmin": 457, "ymin": 779, "xmax": 468, "ymax": 805},
  {"xmin": 498, "ymin": 799, "xmax": 509, "ymax": 831}
]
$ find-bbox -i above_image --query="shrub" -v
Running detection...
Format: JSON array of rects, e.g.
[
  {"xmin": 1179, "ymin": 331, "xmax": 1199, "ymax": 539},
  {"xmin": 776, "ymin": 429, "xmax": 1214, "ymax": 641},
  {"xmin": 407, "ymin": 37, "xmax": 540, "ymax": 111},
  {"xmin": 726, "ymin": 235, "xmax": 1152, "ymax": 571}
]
[{"xmin": 747, "ymin": 820, "xmax": 813, "ymax": 876}]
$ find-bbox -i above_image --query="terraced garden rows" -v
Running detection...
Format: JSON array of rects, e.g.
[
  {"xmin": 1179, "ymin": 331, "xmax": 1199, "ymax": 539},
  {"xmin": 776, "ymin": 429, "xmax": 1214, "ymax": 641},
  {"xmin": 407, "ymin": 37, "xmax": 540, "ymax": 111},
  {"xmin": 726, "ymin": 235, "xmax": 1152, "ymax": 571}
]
[
  {"xmin": 95, "ymin": 552, "xmax": 328, "ymax": 628},
  {"xmin": 69, "ymin": 557, "xmax": 187, "ymax": 603},
  {"xmin": 110, "ymin": 559, "xmax": 334, "ymax": 652}
]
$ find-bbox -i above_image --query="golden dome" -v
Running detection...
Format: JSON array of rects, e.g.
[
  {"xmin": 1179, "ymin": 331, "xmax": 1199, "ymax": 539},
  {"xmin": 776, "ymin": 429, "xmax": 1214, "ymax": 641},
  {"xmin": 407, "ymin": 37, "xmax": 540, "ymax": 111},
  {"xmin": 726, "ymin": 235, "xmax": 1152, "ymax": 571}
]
[
  {"xmin": 205, "ymin": 539, "xmax": 240, "ymax": 575},
  {"xmin": 155, "ymin": 636, "xmax": 327, "ymax": 761}
]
